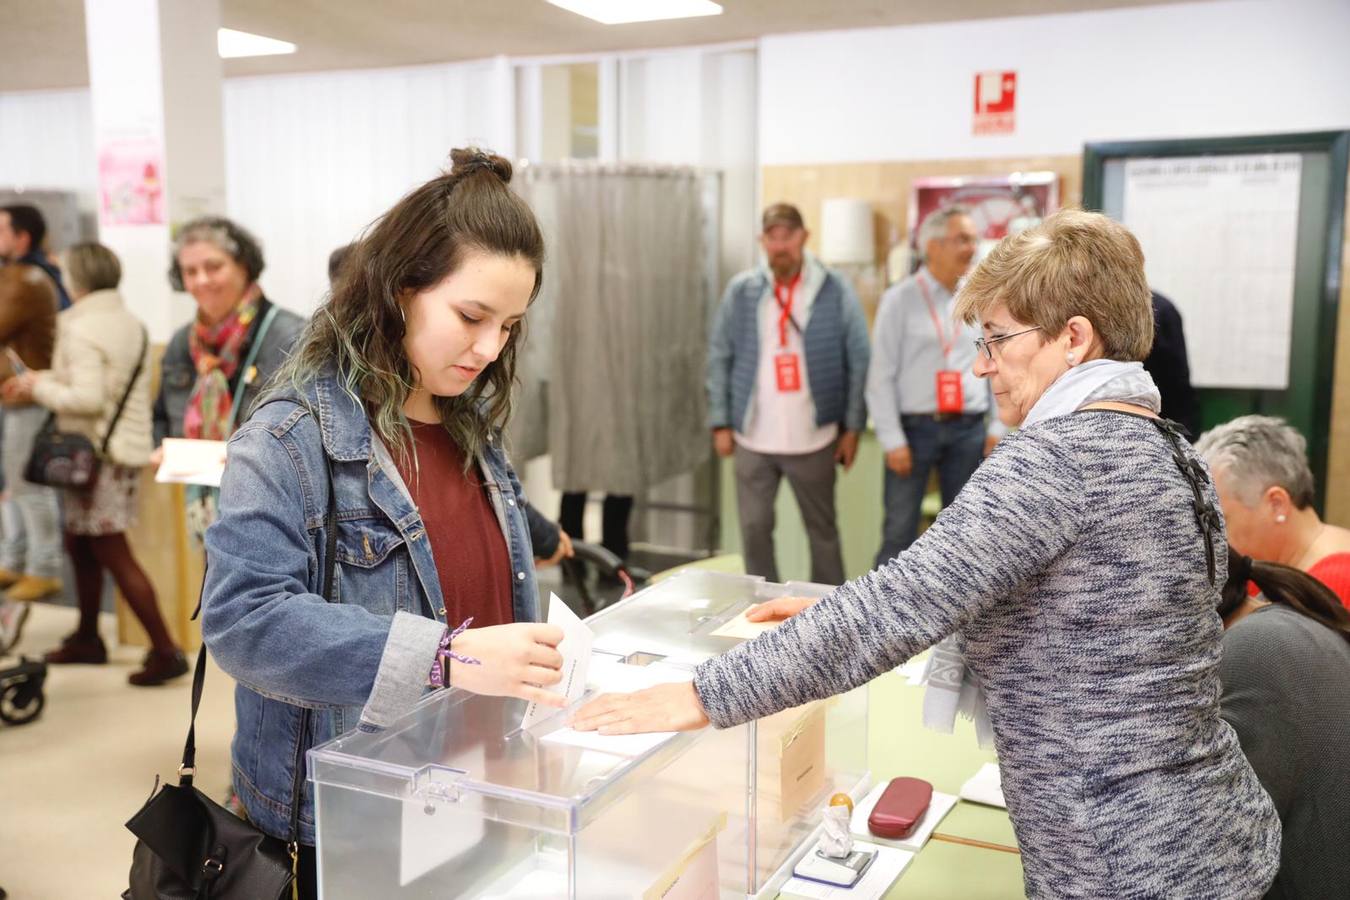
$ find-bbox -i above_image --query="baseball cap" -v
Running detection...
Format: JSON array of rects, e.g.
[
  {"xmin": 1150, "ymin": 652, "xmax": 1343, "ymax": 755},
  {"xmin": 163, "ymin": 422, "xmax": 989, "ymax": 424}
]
[{"xmin": 761, "ymin": 203, "xmax": 805, "ymax": 232}]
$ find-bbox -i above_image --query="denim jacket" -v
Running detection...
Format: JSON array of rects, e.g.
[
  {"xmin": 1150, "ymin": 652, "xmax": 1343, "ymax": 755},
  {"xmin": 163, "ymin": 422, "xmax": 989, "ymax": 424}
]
[{"xmin": 200, "ymin": 369, "xmax": 541, "ymax": 844}]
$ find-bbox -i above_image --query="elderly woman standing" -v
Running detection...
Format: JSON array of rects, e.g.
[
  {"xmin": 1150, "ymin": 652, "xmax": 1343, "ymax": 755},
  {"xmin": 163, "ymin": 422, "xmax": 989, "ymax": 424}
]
[
  {"xmin": 576, "ymin": 209, "xmax": 1280, "ymax": 898},
  {"xmin": 1196, "ymin": 415, "xmax": 1350, "ymax": 607},
  {"xmin": 3, "ymin": 244, "xmax": 187, "ymax": 683},
  {"xmin": 153, "ymin": 216, "xmax": 304, "ymax": 536}
]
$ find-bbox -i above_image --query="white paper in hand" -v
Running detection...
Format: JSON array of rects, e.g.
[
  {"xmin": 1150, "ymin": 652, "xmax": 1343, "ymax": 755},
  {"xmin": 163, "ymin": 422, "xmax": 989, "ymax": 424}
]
[{"xmin": 520, "ymin": 593, "xmax": 593, "ymax": 730}]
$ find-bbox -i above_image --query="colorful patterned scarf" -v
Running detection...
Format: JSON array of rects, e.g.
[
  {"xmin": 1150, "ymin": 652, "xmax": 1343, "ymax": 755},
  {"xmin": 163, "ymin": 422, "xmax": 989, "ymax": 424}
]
[{"xmin": 183, "ymin": 289, "xmax": 261, "ymax": 440}]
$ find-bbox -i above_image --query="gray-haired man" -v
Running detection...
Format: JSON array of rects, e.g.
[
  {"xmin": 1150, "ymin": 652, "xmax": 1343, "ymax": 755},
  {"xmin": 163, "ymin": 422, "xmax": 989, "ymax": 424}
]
[{"xmin": 866, "ymin": 205, "xmax": 1003, "ymax": 566}]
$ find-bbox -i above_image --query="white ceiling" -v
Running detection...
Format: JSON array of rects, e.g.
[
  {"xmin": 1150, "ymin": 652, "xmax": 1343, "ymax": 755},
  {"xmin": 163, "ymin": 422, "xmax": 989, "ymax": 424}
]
[{"xmin": 3, "ymin": 0, "xmax": 1204, "ymax": 93}]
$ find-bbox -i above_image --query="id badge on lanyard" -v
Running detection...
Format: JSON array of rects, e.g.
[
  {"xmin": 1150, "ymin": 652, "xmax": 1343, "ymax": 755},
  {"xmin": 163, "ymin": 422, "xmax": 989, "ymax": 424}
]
[
  {"xmin": 920, "ymin": 276, "xmax": 964, "ymax": 414},
  {"xmin": 774, "ymin": 273, "xmax": 803, "ymax": 393}
]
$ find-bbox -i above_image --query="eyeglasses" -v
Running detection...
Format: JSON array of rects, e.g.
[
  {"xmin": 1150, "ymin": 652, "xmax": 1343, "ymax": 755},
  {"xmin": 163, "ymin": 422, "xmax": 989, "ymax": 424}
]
[{"xmin": 973, "ymin": 327, "xmax": 1040, "ymax": 361}]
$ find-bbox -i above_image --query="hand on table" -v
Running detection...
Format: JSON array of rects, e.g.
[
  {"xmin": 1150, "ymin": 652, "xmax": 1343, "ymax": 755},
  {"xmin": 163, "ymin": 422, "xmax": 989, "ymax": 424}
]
[
  {"xmin": 571, "ymin": 681, "xmax": 711, "ymax": 735},
  {"xmin": 744, "ymin": 595, "xmax": 820, "ymax": 622}
]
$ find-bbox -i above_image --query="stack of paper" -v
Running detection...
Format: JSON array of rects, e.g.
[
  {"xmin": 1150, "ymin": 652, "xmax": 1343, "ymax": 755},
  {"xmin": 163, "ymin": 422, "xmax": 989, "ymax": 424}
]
[{"xmin": 958, "ymin": 762, "xmax": 1006, "ymax": 808}]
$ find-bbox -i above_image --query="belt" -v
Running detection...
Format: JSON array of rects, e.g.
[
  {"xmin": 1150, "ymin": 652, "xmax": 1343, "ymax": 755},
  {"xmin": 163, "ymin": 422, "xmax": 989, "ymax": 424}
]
[{"xmin": 904, "ymin": 412, "xmax": 983, "ymax": 423}]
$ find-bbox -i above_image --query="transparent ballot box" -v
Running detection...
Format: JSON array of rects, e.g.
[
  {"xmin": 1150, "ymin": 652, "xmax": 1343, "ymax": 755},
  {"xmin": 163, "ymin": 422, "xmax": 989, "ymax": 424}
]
[{"xmin": 309, "ymin": 571, "xmax": 870, "ymax": 898}]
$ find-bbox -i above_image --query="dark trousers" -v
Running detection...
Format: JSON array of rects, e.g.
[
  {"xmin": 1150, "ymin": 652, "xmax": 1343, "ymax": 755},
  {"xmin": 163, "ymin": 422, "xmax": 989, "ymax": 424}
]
[
  {"xmin": 559, "ymin": 492, "xmax": 635, "ymax": 560},
  {"xmin": 875, "ymin": 414, "xmax": 986, "ymax": 567},
  {"xmin": 733, "ymin": 442, "xmax": 844, "ymax": 586}
]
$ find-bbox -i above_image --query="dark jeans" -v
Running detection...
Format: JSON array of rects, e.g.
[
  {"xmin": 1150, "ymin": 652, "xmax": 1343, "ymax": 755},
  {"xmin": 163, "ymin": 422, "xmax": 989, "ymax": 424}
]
[
  {"xmin": 875, "ymin": 414, "xmax": 986, "ymax": 567},
  {"xmin": 559, "ymin": 492, "xmax": 635, "ymax": 560}
]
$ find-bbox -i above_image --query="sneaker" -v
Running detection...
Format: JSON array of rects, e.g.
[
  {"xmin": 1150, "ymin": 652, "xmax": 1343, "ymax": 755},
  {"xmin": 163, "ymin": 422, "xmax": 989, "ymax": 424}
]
[
  {"xmin": 5, "ymin": 575, "xmax": 63, "ymax": 603},
  {"xmin": 129, "ymin": 649, "xmax": 189, "ymax": 686},
  {"xmin": 0, "ymin": 599, "xmax": 29, "ymax": 653},
  {"xmin": 0, "ymin": 567, "xmax": 23, "ymax": 589},
  {"xmin": 44, "ymin": 632, "xmax": 108, "ymax": 664}
]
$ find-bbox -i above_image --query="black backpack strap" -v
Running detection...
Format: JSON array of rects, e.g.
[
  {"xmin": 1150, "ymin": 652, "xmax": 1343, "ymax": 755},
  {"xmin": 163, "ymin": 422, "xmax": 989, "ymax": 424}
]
[{"xmin": 179, "ymin": 447, "xmax": 341, "ymax": 852}]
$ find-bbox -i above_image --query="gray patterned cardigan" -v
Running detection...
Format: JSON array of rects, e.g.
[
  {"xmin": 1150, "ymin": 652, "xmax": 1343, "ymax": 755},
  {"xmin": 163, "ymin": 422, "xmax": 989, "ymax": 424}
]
[{"xmin": 693, "ymin": 410, "xmax": 1280, "ymax": 899}]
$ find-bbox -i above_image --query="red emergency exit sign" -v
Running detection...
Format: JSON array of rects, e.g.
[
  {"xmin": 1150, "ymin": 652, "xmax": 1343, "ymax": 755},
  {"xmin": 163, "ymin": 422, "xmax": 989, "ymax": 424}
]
[{"xmin": 974, "ymin": 71, "xmax": 1016, "ymax": 135}]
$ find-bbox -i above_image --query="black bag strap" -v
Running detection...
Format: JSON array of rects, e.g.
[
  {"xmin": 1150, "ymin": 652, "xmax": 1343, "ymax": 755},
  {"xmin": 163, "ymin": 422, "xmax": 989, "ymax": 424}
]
[
  {"xmin": 178, "ymin": 449, "xmax": 342, "ymax": 848},
  {"xmin": 101, "ymin": 326, "xmax": 149, "ymax": 457}
]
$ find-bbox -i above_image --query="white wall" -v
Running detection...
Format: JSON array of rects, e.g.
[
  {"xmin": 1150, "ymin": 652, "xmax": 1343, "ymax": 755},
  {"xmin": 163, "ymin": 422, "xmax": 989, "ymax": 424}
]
[
  {"xmin": 223, "ymin": 58, "xmax": 514, "ymax": 314},
  {"xmin": 619, "ymin": 47, "xmax": 759, "ymax": 283},
  {"xmin": 0, "ymin": 88, "xmax": 97, "ymax": 211},
  {"xmin": 759, "ymin": 0, "xmax": 1350, "ymax": 165}
]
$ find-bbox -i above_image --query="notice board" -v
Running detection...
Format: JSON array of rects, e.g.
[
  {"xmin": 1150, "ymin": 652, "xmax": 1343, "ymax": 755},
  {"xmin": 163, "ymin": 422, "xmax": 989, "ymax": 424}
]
[{"xmin": 1084, "ymin": 132, "xmax": 1348, "ymax": 509}]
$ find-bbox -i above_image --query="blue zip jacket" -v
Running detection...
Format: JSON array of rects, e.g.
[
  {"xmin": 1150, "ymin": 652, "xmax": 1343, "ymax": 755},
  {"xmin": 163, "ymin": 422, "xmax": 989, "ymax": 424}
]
[
  {"xmin": 706, "ymin": 258, "xmax": 870, "ymax": 435},
  {"xmin": 201, "ymin": 369, "xmax": 541, "ymax": 844}
]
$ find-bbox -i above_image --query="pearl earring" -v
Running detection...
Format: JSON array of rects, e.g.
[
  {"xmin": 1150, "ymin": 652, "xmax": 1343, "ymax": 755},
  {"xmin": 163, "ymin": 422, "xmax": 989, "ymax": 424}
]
[
  {"xmin": 1066, "ymin": 351, "xmax": 1076, "ymax": 365},
  {"xmin": 1276, "ymin": 514, "xmax": 1287, "ymax": 523}
]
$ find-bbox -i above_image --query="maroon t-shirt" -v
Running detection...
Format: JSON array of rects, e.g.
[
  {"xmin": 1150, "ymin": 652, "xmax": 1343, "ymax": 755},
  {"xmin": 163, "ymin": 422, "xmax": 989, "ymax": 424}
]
[{"xmin": 395, "ymin": 422, "xmax": 515, "ymax": 628}]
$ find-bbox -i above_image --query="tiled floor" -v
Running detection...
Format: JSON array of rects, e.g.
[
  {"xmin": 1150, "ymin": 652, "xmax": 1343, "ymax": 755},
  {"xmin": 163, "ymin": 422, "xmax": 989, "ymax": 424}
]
[{"xmin": 1, "ymin": 602, "xmax": 234, "ymax": 899}]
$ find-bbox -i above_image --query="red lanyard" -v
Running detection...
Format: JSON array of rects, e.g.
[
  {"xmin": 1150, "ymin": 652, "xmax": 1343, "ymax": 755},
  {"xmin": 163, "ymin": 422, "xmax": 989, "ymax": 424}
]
[
  {"xmin": 774, "ymin": 271, "xmax": 802, "ymax": 348},
  {"xmin": 917, "ymin": 274, "xmax": 955, "ymax": 364}
]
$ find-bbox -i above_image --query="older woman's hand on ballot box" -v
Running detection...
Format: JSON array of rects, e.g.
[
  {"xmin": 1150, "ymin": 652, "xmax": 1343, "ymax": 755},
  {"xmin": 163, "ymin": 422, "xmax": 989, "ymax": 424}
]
[
  {"xmin": 745, "ymin": 596, "xmax": 820, "ymax": 623},
  {"xmin": 571, "ymin": 680, "xmax": 711, "ymax": 735}
]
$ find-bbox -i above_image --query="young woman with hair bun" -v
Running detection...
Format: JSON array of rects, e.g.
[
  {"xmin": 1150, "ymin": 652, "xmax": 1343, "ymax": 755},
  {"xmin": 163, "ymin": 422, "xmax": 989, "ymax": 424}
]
[{"xmin": 200, "ymin": 149, "xmax": 565, "ymax": 896}]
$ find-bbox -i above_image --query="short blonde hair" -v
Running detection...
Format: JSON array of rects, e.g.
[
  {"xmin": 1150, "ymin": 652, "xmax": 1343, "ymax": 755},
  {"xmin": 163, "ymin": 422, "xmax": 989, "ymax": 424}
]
[
  {"xmin": 954, "ymin": 208, "xmax": 1154, "ymax": 361},
  {"xmin": 64, "ymin": 242, "xmax": 122, "ymax": 295}
]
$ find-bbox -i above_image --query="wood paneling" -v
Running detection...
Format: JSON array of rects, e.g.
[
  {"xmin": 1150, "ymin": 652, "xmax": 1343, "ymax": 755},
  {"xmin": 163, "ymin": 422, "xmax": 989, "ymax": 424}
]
[
  {"xmin": 762, "ymin": 155, "xmax": 1081, "ymax": 323},
  {"xmin": 1324, "ymin": 173, "xmax": 1350, "ymax": 528},
  {"xmin": 116, "ymin": 344, "xmax": 203, "ymax": 652}
]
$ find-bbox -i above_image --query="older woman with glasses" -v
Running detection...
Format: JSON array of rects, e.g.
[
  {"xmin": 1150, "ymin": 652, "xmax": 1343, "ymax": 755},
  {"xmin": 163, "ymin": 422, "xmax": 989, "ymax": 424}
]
[{"xmin": 576, "ymin": 209, "xmax": 1280, "ymax": 899}]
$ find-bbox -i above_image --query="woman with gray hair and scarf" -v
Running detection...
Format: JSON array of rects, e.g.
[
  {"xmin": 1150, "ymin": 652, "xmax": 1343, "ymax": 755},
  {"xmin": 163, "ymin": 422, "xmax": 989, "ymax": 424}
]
[
  {"xmin": 152, "ymin": 217, "xmax": 305, "ymax": 537},
  {"xmin": 575, "ymin": 209, "xmax": 1280, "ymax": 898}
]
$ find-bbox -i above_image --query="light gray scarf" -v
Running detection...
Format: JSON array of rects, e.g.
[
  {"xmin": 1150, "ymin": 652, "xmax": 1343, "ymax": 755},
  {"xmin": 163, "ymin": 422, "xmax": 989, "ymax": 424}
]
[{"xmin": 920, "ymin": 360, "xmax": 1162, "ymax": 748}]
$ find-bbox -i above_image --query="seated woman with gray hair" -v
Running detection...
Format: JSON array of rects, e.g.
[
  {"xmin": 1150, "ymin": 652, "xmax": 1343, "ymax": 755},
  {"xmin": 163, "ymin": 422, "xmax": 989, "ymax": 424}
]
[
  {"xmin": 575, "ymin": 209, "xmax": 1280, "ymax": 898},
  {"xmin": 1195, "ymin": 415, "xmax": 1350, "ymax": 607}
]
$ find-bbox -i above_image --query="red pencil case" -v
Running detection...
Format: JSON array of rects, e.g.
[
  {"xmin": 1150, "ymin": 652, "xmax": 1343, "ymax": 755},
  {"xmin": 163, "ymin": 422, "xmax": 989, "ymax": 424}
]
[{"xmin": 867, "ymin": 777, "xmax": 933, "ymax": 839}]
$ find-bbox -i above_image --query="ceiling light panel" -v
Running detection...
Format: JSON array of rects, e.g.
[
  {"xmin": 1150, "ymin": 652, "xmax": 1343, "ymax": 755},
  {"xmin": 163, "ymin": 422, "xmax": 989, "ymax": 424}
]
[
  {"xmin": 217, "ymin": 28, "xmax": 297, "ymax": 59},
  {"xmin": 546, "ymin": 1, "xmax": 723, "ymax": 26}
]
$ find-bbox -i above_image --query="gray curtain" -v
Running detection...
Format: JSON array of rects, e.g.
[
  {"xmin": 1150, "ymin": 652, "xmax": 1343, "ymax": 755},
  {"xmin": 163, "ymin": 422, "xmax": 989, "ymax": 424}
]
[{"xmin": 512, "ymin": 163, "xmax": 711, "ymax": 496}]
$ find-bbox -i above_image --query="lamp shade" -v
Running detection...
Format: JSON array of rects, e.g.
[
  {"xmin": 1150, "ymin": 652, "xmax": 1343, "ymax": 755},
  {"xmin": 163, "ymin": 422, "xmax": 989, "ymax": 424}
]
[{"xmin": 820, "ymin": 198, "xmax": 875, "ymax": 265}]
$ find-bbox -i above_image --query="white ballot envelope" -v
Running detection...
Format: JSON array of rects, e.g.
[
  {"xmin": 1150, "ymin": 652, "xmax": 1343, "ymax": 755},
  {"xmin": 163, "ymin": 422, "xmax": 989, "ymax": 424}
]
[
  {"xmin": 155, "ymin": 438, "xmax": 229, "ymax": 488},
  {"xmin": 520, "ymin": 593, "xmax": 593, "ymax": 731}
]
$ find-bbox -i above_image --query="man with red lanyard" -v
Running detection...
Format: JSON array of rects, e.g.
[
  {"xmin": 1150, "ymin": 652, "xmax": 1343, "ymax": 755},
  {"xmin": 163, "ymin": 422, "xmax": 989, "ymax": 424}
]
[
  {"xmin": 707, "ymin": 203, "xmax": 870, "ymax": 585},
  {"xmin": 866, "ymin": 204, "xmax": 1004, "ymax": 566}
]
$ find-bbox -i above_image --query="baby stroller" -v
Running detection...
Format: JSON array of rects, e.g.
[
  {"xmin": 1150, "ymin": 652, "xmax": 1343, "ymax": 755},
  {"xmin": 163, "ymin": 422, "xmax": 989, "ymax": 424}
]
[{"xmin": 0, "ymin": 656, "xmax": 47, "ymax": 726}]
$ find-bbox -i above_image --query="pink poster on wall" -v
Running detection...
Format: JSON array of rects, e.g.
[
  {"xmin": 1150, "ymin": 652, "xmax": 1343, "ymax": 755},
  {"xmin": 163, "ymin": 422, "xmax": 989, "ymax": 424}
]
[{"xmin": 97, "ymin": 139, "xmax": 166, "ymax": 226}]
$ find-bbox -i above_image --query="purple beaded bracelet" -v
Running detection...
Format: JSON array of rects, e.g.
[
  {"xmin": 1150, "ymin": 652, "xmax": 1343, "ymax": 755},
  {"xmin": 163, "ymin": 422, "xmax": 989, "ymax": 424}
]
[{"xmin": 428, "ymin": 617, "xmax": 482, "ymax": 689}]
